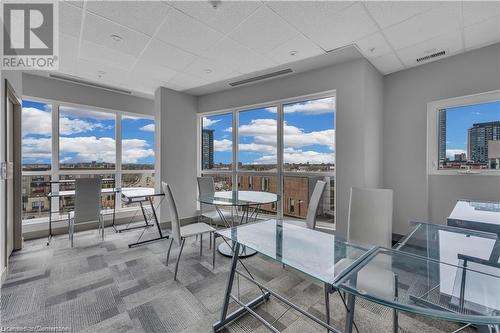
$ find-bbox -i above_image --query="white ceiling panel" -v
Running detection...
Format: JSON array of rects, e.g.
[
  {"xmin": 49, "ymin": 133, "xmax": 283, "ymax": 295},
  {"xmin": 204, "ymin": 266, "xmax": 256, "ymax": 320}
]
[
  {"xmin": 355, "ymin": 32, "xmax": 393, "ymax": 59},
  {"xmin": 280, "ymin": 2, "xmax": 378, "ymax": 52},
  {"xmin": 82, "ymin": 12, "xmax": 150, "ymax": 57},
  {"xmin": 396, "ymin": 30, "xmax": 463, "ymax": 67},
  {"xmin": 156, "ymin": 8, "xmax": 224, "ymax": 55},
  {"xmin": 58, "ymin": 33, "xmax": 79, "ymax": 74},
  {"xmin": 229, "ymin": 6, "xmax": 299, "ymax": 55},
  {"xmin": 462, "ymin": 1, "xmax": 500, "ymax": 27},
  {"xmin": 140, "ymin": 38, "xmax": 196, "ymax": 71},
  {"xmin": 86, "ymin": 1, "xmax": 170, "ymax": 36},
  {"xmin": 383, "ymin": 2, "xmax": 461, "ymax": 50},
  {"xmin": 171, "ymin": 1, "xmax": 262, "ymax": 34},
  {"xmin": 76, "ymin": 58, "xmax": 127, "ymax": 86},
  {"xmin": 203, "ymin": 37, "xmax": 277, "ymax": 75},
  {"xmin": 464, "ymin": 16, "xmax": 500, "ymax": 50},
  {"xmin": 63, "ymin": 1, "xmax": 83, "ymax": 9},
  {"xmin": 369, "ymin": 52, "xmax": 404, "ymax": 74},
  {"xmin": 59, "ymin": 2, "xmax": 82, "ymax": 38},
  {"xmin": 167, "ymin": 72, "xmax": 209, "ymax": 91},
  {"xmin": 132, "ymin": 60, "xmax": 178, "ymax": 83},
  {"xmin": 266, "ymin": 35, "xmax": 325, "ymax": 64},
  {"xmin": 80, "ymin": 40, "xmax": 137, "ymax": 71},
  {"xmin": 364, "ymin": 1, "xmax": 433, "ymax": 29},
  {"xmin": 184, "ymin": 58, "xmax": 240, "ymax": 82}
]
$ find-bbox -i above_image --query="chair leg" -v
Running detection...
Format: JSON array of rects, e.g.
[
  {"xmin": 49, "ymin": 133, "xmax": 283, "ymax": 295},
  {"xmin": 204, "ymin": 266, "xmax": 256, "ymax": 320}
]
[
  {"xmin": 212, "ymin": 233, "xmax": 216, "ymax": 269},
  {"xmin": 200, "ymin": 234, "xmax": 203, "ymax": 256},
  {"xmin": 70, "ymin": 221, "xmax": 74, "ymax": 248},
  {"xmin": 166, "ymin": 238, "xmax": 174, "ymax": 266},
  {"xmin": 174, "ymin": 238, "xmax": 185, "ymax": 281}
]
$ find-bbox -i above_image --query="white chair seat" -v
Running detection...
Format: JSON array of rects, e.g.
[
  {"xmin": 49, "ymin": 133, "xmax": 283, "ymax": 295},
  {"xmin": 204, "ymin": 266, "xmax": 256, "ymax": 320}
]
[
  {"xmin": 180, "ymin": 223, "xmax": 215, "ymax": 238},
  {"xmin": 201, "ymin": 210, "xmax": 232, "ymax": 221}
]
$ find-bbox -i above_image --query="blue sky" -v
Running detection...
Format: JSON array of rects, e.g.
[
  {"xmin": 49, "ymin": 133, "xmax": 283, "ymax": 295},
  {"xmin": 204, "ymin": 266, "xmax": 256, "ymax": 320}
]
[
  {"xmin": 22, "ymin": 100, "xmax": 155, "ymax": 166},
  {"xmin": 203, "ymin": 97, "xmax": 335, "ymax": 166},
  {"xmin": 445, "ymin": 100, "xmax": 500, "ymax": 158}
]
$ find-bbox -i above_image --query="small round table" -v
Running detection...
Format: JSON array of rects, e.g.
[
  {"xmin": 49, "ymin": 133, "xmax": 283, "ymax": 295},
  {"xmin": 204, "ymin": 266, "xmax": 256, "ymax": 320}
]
[{"xmin": 198, "ymin": 190, "xmax": 280, "ymax": 258}]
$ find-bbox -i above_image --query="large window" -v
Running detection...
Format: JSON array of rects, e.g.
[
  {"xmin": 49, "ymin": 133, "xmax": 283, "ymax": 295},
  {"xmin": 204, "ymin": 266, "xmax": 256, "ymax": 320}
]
[
  {"xmin": 199, "ymin": 93, "xmax": 336, "ymax": 227},
  {"xmin": 428, "ymin": 91, "xmax": 500, "ymax": 174},
  {"xmin": 21, "ymin": 98, "xmax": 155, "ymax": 223}
]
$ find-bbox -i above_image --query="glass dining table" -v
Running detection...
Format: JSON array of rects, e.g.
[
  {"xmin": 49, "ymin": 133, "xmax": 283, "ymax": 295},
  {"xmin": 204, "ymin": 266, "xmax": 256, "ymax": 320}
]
[{"xmin": 198, "ymin": 190, "xmax": 280, "ymax": 258}]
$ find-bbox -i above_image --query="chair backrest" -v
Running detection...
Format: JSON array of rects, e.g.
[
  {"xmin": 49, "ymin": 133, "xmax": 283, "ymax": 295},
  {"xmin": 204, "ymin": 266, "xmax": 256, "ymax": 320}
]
[
  {"xmin": 348, "ymin": 187, "xmax": 393, "ymax": 248},
  {"xmin": 305, "ymin": 180, "xmax": 327, "ymax": 229},
  {"xmin": 197, "ymin": 176, "xmax": 215, "ymax": 213},
  {"xmin": 74, "ymin": 178, "xmax": 102, "ymax": 224},
  {"xmin": 162, "ymin": 182, "xmax": 182, "ymax": 246}
]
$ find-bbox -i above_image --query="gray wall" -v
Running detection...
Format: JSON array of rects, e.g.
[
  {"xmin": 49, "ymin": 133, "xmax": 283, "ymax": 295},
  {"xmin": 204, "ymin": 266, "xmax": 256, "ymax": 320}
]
[
  {"xmin": 23, "ymin": 73, "xmax": 154, "ymax": 115},
  {"xmin": 155, "ymin": 87, "xmax": 198, "ymax": 220},
  {"xmin": 198, "ymin": 58, "xmax": 384, "ymax": 238},
  {"xmin": 383, "ymin": 43, "xmax": 500, "ymax": 235},
  {"xmin": 1, "ymin": 71, "xmax": 22, "ymax": 283}
]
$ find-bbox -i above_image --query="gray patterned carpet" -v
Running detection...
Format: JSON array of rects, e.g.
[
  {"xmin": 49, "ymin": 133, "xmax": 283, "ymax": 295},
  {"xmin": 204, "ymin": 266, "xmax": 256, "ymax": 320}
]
[{"xmin": 0, "ymin": 225, "xmax": 476, "ymax": 333}]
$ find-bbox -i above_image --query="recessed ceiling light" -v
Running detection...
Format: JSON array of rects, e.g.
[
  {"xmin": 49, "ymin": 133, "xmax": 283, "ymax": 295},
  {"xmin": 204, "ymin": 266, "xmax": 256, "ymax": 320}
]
[
  {"xmin": 110, "ymin": 34, "xmax": 122, "ymax": 42},
  {"xmin": 97, "ymin": 70, "xmax": 106, "ymax": 78},
  {"xmin": 204, "ymin": 69, "xmax": 213, "ymax": 74},
  {"xmin": 289, "ymin": 50, "xmax": 298, "ymax": 56},
  {"xmin": 369, "ymin": 47, "xmax": 376, "ymax": 53}
]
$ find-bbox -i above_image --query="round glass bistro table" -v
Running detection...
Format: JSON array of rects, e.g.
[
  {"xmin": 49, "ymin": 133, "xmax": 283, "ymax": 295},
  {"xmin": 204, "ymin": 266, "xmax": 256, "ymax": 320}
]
[{"xmin": 198, "ymin": 190, "xmax": 279, "ymax": 258}]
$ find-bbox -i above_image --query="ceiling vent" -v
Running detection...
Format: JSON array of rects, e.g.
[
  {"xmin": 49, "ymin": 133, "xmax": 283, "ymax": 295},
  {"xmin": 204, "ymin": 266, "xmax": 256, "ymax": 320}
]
[
  {"xmin": 48, "ymin": 74, "xmax": 133, "ymax": 95},
  {"xmin": 229, "ymin": 68, "xmax": 293, "ymax": 87},
  {"xmin": 416, "ymin": 50, "xmax": 446, "ymax": 63}
]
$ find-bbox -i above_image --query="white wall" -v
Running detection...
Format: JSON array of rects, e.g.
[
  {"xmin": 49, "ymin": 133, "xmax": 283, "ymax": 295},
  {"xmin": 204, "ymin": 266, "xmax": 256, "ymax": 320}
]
[
  {"xmin": 22, "ymin": 73, "xmax": 154, "ymax": 116},
  {"xmin": 1, "ymin": 71, "xmax": 22, "ymax": 283},
  {"xmin": 198, "ymin": 58, "xmax": 384, "ymax": 238},
  {"xmin": 383, "ymin": 43, "xmax": 500, "ymax": 235},
  {"xmin": 155, "ymin": 87, "xmax": 198, "ymax": 221}
]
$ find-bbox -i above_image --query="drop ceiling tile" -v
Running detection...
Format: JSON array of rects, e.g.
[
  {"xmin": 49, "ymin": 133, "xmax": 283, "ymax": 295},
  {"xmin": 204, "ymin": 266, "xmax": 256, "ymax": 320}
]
[
  {"xmin": 369, "ymin": 52, "xmax": 404, "ymax": 75},
  {"xmin": 464, "ymin": 16, "xmax": 500, "ymax": 50},
  {"xmin": 229, "ymin": 5, "xmax": 299, "ymax": 54},
  {"xmin": 183, "ymin": 58, "xmax": 239, "ymax": 82},
  {"xmin": 203, "ymin": 37, "xmax": 277, "ymax": 75},
  {"xmin": 86, "ymin": 1, "xmax": 170, "ymax": 36},
  {"xmin": 463, "ymin": 1, "xmax": 500, "ymax": 27},
  {"xmin": 355, "ymin": 32, "xmax": 393, "ymax": 59},
  {"xmin": 58, "ymin": 33, "xmax": 79, "ymax": 74},
  {"xmin": 364, "ymin": 1, "xmax": 433, "ymax": 29},
  {"xmin": 82, "ymin": 12, "xmax": 150, "ymax": 57},
  {"xmin": 132, "ymin": 60, "xmax": 178, "ymax": 83},
  {"xmin": 79, "ymin": 40, "xmax": 137, "ymax": 71},
  {"xmin": 266, "ymin": 34, "xmax": 324, "ymax": 64},
  {"xmin": 76, "ymin": 59, "xmax": 127, "ymax": 86},
  {"xmin": 167, "ymin": 72, "xmax": 209, "ymax": 90},
  {"xmin": 384, "ymin": 2, "xmax": 461, "ymax": 50},
  {"xmin": 396, "ymin": 30, "xmax": 463, "ymax": 67},
  {"xmin": 171, "ymin": 1, "xmax": 261, "ymax": 34},
  {"xmin": 59, "ymin": 2, "xmax": 82, "ymax": 38},
  {"xmin": 156, "ymin": 8, "xmax": 224, "ymax": 55},
  {"xmin": 140, "ymin": 39, "xmax": 196, "ymax": 72}
]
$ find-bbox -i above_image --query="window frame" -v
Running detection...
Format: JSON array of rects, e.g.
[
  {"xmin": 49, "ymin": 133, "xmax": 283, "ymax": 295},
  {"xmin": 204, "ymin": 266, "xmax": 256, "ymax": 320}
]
[
  {"xmin": 427, "ymin": 90, "xmax": 500, "ymax": 176},
  {"xmin": 21, "ymin": 95, "xmax": 155, "ymax": 224},
  {"xmin": 198, "ymin": 90, "xmax": 336, "ymax": 222}
]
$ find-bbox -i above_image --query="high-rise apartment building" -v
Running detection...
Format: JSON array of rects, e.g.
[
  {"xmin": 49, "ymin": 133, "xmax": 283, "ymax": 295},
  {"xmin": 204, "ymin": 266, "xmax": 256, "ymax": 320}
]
[
  {"xmin": 438, "ymin": 109, "xmax": 447, "ymax": 162},
  {"xmin": 201, "ymin": 129, "xmax": 214, "ymax": 169},
  {"xmin": 467, "ymin": 121, "xmax": 500, "ymax": 163}
]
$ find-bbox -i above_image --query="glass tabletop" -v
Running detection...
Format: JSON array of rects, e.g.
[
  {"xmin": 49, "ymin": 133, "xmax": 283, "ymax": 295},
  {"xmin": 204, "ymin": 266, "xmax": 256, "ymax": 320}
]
[
  {"xmin": 216, "ymin": 219, "xmax": 371, "ymax": 285},
  {"xmin": 198, "ymin": 191, "xmax": 280, "ymax": 206},
  {"xmin": 448, "ymin": 200, "xmax": 500, "ymax": 234},
  {"xmin": 396, "ymin": 222, "xmax": 500, "ymax": 265},
  {"xmin": 121, "ymin": 187, "xmax": 163, "ymax": 200},
  {"xmin": 335, "ymin": 247, "xmax": 500, "ymax": 326}
]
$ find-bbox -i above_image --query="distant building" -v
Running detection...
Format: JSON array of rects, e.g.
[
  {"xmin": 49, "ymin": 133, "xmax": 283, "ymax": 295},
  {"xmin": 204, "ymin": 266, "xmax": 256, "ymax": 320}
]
[
  {"xmin": 454, "ymin": 153, "xmax": 466, "ymax": 162},
  {"xmin": 438, "ymin": 110, "xmax": 447, "ymax": 162},
  {"xmin": 467, "ymin": 121, "xmax": 500, "ymax": 163},
  {"xmin": 201, "ymin": 129, "xmax": 214, "ymax": 169},
  {"xmin": 488, "ymin": 140, "xmax": 500, "ymax": 169}
]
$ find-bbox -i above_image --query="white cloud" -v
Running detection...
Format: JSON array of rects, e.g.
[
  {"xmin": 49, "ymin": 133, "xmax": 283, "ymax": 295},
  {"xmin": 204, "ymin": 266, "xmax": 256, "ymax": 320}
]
[
  {"xmin": 59, "ymin": 105, "xmax": 115, "ymax": 120},
  {"xmin": 239, "ymin": 143, "xmax": 276, "ymax": 154},
  {"xmin": 214, "ymin": 139, "xmax": 232, "ymax": 152},
  {"xmin": 282, "ymin": 97, "xmax": 335, "ymax": 114},
  {"xmin": 256, "ymin": 149, "xmax": 335, "ymax": 165},
  {"xmin": 446, "ymin": 149, "xmax": 467, "ymax": 159},
  {"xmin": 122, "ymin": 139, "xmax": 154, "ymax": 164},
  {"xmin": 202, "ymin": 118, "xmax": 220, "ymax": 128},
  {"xmin": 122, "ymin": 115, "xmax": 142, "ymax": 120},
  {"xmin": 139, "ymin": 124, "xmax": 155, "ymax": 132},
  {"xmin": 22, "ymin": 137, "xmax": 51, "ymax": 161}
]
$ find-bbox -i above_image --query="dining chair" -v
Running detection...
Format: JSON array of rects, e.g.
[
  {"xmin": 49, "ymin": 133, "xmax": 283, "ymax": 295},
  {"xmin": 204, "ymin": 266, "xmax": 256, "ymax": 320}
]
[
  {"xmin": 283, "ymin": 180, "xmax": 326, "ymax": 229},
  {"xmin": 68, "ymin": 178, "xmax": 104, "ymax": 248},
  {"xmin": 197, "ymin": 176, "xmax": 232, "ymax": 227},
  {"xmin": 162, "ymin": 181, "xmax": 217, "ymax": 281}
]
